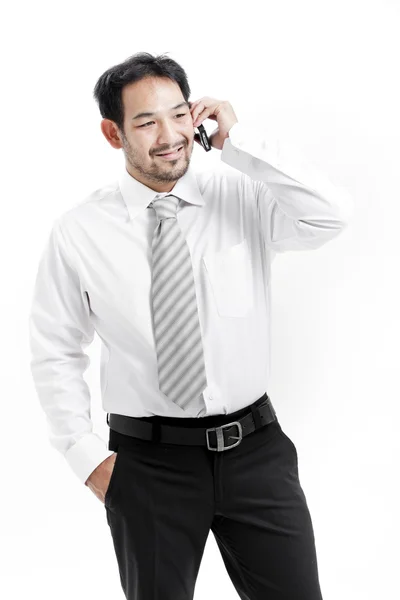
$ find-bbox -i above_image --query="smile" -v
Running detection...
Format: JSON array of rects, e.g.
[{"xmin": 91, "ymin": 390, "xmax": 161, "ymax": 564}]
[{"xmin": 155, "ymin": 146, "xmax": 184, "ymax": 160}]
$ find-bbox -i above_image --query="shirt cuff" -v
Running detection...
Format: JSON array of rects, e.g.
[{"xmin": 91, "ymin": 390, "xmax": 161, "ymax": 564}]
[
  {"xmin": 64, "ymin": 432, "xmax": 115, "ymax": 485},
  {"xmin": 221, "ymin": 121, "xmax": 252, "ymax": 169}
]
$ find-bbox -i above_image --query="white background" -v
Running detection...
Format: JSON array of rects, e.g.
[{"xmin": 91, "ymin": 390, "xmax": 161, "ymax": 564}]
[{"xmin": 1, "ymin": 0, "xmax": 399, "ymax": 598}]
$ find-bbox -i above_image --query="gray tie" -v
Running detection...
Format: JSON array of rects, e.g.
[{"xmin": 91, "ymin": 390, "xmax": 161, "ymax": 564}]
[{"xmin": 149, "ymin": 194, "xmax": 208, "ymax": 409}]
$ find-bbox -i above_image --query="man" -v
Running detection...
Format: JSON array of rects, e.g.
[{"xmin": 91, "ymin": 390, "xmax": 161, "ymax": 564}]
[{"xmin": 29, "ymin": 52, "xmax": 353, "ymax": 599}]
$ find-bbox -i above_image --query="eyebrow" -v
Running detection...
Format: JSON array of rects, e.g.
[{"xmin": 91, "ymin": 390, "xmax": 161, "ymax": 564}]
[{"xmin": 132, "ymin": 101, "xmax": 190, "ymax": 121}]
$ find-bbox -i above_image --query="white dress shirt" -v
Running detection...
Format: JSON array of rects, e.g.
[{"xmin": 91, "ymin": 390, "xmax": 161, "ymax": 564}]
[{"xmin": 28, "ymin": 121, "xmax": 353, "ymax": 485}]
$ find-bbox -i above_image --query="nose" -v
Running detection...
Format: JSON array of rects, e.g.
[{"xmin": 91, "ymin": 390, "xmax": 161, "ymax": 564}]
[{"xmin": 154, "ymin": 121, "xmax": 185, "ymax": 154}]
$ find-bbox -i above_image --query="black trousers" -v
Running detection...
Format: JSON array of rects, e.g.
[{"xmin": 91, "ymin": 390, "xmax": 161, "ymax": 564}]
[{"xmin": 104, "ymin": 395, "xmax": 323, "ymax": 600}]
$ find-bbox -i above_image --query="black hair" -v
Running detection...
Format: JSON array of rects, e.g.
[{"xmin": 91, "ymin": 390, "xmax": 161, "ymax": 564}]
[{"xmin": 93, "ymin": 52, "xmax": 191, "ymax": 134}]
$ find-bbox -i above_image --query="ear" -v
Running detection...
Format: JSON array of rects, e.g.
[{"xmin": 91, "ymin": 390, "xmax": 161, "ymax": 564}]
[{"xmin": 100, "ymin": 119, "xmax": 123, "ymax": 150}]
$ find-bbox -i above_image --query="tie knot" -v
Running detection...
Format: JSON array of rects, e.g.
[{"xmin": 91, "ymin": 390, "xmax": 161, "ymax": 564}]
[{"xmin": 150, "ymin": 195, "xmax": 180, "ymax": 222}]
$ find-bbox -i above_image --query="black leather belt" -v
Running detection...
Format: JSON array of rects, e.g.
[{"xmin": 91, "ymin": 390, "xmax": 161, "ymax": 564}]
[{"xmin": 107, "ymin": 394, "xmax": 277, "ymax": 452}]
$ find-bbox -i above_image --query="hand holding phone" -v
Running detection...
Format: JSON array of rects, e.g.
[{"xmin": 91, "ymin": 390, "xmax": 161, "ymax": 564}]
[{"xmin": 190, "ymin": 97, "xmax": 238, "ymax": 151}]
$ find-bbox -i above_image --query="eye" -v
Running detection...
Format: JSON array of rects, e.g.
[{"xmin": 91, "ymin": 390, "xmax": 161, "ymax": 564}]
[{"xmin": 138, "ymin": 113, "xmax": 187, "ymax": 128}]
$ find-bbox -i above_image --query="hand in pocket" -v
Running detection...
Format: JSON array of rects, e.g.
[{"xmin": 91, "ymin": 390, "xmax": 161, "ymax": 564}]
[{"xmin": 85, "ymin": 452, "xmax": 118, "ymax": 504}]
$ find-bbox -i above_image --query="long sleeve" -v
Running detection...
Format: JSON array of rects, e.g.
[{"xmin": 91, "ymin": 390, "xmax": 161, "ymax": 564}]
[
  {"xmin": 221, "ymin": 121, "xmax": 354, "ymax": 252},
  {"xmin": 28, "ymin": 218, "xmax": 114, "ymax": 485}
]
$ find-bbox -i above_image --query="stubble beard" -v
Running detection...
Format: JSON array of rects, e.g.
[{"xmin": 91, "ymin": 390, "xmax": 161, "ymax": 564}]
[{"xmin": 121, "ymin": 132, "xmax": 192, "ymax": 184}]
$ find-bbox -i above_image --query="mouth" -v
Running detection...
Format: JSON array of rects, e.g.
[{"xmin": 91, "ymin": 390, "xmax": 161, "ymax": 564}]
[{"xmin": 155, "ymin": 146, "xmax": 184, "ymax": 160}]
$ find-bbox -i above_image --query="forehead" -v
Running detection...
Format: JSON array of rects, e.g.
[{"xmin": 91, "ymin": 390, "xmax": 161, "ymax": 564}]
[{"xmin": 122, "ymin": 77, "xmax": 184, "ymax": 115}]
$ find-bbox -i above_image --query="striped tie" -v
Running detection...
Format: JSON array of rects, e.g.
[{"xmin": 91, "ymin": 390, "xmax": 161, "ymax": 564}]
[{"xmin": 149, "ymin": 194, "xmax": 208, "ymax": 409}]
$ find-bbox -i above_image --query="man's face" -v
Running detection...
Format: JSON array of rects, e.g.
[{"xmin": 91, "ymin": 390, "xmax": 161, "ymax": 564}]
[{"xmin": 116, "ymin": 77, "xmax": 196, "ymax": 192}]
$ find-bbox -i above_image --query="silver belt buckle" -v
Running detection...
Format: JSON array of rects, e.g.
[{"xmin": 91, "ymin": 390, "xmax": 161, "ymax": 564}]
[{"xmin": 206, "ymin": 421, "xmax": 243, "ymax": 451}]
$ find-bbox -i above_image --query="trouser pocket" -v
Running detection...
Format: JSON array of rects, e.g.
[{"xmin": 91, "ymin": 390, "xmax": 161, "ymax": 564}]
[
  {"xmin": 276, "ymin": 425, "xmax": 299, "ymax": 469},
  {"xmin": 104, "ymin": 445, "xmax": 125, "ymax": 509}
]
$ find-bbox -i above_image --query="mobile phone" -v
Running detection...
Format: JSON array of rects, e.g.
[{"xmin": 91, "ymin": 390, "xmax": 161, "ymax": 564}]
[{"xmin": 195, "ymin": 123, "xmax": 212, "ymax": 152}]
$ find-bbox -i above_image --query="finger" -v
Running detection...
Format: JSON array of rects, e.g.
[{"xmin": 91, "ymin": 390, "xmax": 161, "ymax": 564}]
[
  {"xmin": 193, "ymin": 111, "xmax": 209, "ymax": 127},
  {"xmin": 192, "ymin": 102, "xmax": 206, "ymax": 124},
  {"xmin": 189, "ymin": 100, "xmax": 200, "ymax": 116}
]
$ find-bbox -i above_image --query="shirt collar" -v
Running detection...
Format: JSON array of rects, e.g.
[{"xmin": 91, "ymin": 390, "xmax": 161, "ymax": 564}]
[{"xmin": 118, "ymin": 163, "xmax": 205, "ymax": 221}]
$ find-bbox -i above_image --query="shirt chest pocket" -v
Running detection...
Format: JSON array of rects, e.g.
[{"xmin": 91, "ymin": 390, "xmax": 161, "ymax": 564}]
[{"xmin": 202, "ymin": 238, "xmax": 254, "ymax": 317}]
